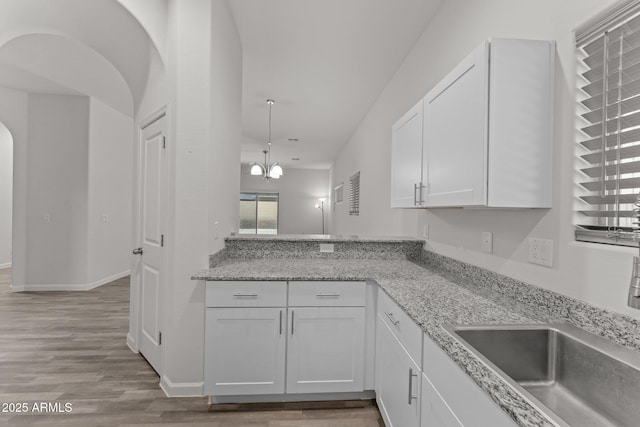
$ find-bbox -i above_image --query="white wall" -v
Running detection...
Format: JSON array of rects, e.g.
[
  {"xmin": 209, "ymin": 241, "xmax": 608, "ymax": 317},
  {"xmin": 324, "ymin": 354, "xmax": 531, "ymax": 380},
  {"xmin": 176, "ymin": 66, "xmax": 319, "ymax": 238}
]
[
  {"xmin": 0, "ymin": 122, "xmax": 12, "ymax": 268},
  {"xmin": 241, "ymin": 166, "xmax": 331, "ymax": 234},
  {"xmin": 208, "ymin": 0, "xmax": 242, "ymax": 250},
  {"xmin": 157, "ymin": 0, "xmax": 243, "ymax": 394},
  {"xmin": 26, "ymin": 94, "xmax": 90, "ymax": 286},
  {"xmin": 88, "ymin": 97, "xmax": 133, "ymax": 284},
  {"xmin": 330, "ymin": 0, "xmax": 640, "ymax": 319}
]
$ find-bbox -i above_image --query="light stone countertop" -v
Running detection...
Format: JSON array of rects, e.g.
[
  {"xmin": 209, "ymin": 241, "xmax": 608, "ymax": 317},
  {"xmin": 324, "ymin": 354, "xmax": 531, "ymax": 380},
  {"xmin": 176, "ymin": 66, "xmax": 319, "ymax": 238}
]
[
  {"xmin": 225, "ymin": 234, "xmax": 423, "ymax": 243},
  {"xmin": 193, "ymin": 257, "xmax": 571, "ymax": 427}
]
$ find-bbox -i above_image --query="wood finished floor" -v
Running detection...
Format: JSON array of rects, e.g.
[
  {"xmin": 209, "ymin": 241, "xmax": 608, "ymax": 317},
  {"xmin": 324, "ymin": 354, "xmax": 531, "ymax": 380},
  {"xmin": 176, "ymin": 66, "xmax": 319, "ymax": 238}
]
[{"xmin": 0, "ymin": 269, "xmax": 383, "ymax": 427}]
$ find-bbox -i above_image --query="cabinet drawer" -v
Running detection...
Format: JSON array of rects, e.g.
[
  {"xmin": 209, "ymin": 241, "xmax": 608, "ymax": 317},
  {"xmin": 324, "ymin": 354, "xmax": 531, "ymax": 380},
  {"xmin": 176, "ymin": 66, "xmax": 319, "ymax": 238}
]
[
  {"xmin": 205, "ymin": 281, "xmax": 287, "ymax": 307},
  {"xmin": 423, "ymin": 334, "xmax": 517, "ymax": 427},
  {"xmin": 421, "ymin": 373, "xmax": 463, "ymax": 427},
  {"xmin": 378, "ymin": 290, "xmax": 423, "ymax": 367},
  {"xmin": 289, "ymin": 281, "xmax": 366, "ymax": 307}
]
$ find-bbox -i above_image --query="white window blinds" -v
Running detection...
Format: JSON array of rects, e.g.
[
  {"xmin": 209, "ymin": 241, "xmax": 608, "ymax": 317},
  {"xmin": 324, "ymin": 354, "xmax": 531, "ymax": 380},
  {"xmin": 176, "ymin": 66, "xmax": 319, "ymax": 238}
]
[
  {"xmin": 576, "ymin": 0, "xmax": 640, "ymax": 246},
  {"xmin": 349, "ymin": 172, "xmax": 360, "ymax": 216}
]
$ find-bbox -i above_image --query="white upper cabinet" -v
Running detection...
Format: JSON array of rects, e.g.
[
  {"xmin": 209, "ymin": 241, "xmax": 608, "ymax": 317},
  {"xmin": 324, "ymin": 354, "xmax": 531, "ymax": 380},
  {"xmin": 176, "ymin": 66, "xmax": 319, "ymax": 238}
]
[
  {"xmin": 423, "ymin": 41, "xmax": 489, "ymax": 207},
  {"xmin": 391, "ymin": 100, "xmax": 425, "ymax": 208},
  {"xmin": 391, "ymin": 38, "xmax": 555, "ymax": 208}
]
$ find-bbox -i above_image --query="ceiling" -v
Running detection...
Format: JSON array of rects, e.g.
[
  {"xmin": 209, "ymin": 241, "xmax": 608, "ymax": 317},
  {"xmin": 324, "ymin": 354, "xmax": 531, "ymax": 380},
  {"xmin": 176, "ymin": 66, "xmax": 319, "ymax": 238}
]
[
  {"xmin": 230, "ymin": 0, "xmax": 442, "ymax": 170},
  {"xmin": 0, "ymin": 0, "xmax": 156, "ymax": 117},
  {"xmin": 0, "ymin": 34, "xmax": 132, "ymax": 115}
]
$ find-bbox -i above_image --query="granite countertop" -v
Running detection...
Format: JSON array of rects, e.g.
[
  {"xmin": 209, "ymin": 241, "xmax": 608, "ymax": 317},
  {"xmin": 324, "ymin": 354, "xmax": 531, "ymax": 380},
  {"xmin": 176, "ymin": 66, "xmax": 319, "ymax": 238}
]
[
  {"xmin": 225, "ymin": 234, "xmax": 423, "ymax": 243},
  {"xmin": 192, "ymin": 258, "xmax": 595, "ymax": 427}
]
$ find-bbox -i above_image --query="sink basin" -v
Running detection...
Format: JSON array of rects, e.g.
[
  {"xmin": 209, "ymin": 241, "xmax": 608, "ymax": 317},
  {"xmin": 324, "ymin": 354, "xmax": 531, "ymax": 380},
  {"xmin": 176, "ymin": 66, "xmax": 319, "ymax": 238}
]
[{"xmin": 445, "ymin": 324, "xmax": 640, "ymax": 427}]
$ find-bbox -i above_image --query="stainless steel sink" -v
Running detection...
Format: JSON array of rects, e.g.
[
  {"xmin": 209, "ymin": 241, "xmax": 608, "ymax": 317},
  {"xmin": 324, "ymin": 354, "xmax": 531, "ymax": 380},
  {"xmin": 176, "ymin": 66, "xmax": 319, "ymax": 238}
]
[{"xmin": 444, "ymin": 324, "xmax": 640, "ymax": 427}]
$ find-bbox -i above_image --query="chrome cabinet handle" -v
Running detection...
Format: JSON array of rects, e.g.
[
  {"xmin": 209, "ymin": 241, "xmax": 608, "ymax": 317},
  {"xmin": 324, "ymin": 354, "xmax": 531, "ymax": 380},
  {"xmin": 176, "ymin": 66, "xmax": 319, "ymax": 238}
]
[
  {"xmin": 316, "ymin": 293, "xmax": 340, "ymax": 297},
  {"xmin": 132, "ymin": 247, "xmax": 143, "ymax": 255},
  {"xmin": 279, "ymin": 310, "xmax": 283, "ymax": 335},
  {"xmin": 414, "ymin": 183, "xmax": 419, "ymax": 206},
  {"xmin": 408, "ymin": 368, "xmax": 418, "ymax": 405},
  {"xmin": 385, "ymin": 311, "xmax": 400, "ymax": 326},
  {"xmin": 232, "ymin": 293, "xmax": 258, "ymax": 298},
  {"xmin": 291, "ymin": 310, "xmax": 295, "ymax": 335}
]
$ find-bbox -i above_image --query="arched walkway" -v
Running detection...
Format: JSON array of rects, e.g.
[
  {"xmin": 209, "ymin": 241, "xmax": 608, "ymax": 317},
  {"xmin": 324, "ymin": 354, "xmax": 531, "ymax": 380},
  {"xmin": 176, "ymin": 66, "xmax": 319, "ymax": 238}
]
[{"xmin": 0, "ymin": 121, "xmax": 13, "ymax": 271}]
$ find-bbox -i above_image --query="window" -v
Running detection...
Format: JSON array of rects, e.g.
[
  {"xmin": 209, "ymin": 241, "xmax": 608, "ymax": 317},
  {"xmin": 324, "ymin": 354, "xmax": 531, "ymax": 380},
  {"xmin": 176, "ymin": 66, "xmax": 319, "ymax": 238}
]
[
  {"xmin": 334, "ymin": 183, "xmax": 344, "ymax": 204},
  {"xmin": 576, "ymin": 1, "xmax": 640, "ymax": 247},
  {"xmin": 349, "ymin": 172, "xmax": 360, "ymax": 216},
  {"xmin": 239, "ymin": 193, "xmax": 278, "ymax": 234}
]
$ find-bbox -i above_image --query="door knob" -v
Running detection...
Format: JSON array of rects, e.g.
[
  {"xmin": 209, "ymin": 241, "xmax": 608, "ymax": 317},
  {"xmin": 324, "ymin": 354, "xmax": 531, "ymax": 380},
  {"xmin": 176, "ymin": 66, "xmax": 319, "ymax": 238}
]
[{"xmin": 132, "ymin": 247, "xmax": 143, "ymax": 255}]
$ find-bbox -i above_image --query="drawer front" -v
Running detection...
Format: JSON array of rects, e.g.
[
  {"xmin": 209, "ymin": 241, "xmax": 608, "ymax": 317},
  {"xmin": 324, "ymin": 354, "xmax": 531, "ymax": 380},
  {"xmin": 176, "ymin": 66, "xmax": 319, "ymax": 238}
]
[
  {"xmin": 378, "ymin": 290, "xmax": 423, "ymax": 367},
  {"xmin": 423, "ymin": 334, "xmax": 517, "ymax": 427},
  {"xmin": 206, "ymin": 281, "xmax": 287, "ymax": 307},
  {"xmin": 421, "ymin": 373, "xmax": 463, "ymax": 427},
  {"xmin": 289, "ymin": 281, "xmax": 366, "ymax": 307}
]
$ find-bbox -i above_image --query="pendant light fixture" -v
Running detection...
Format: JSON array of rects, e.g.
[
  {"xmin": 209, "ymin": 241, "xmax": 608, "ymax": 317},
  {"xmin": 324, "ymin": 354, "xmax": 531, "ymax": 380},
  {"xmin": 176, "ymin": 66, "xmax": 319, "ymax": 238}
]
[{"xmin": 250, "ymin": 99, "xmax": 283, "ymax": 181}]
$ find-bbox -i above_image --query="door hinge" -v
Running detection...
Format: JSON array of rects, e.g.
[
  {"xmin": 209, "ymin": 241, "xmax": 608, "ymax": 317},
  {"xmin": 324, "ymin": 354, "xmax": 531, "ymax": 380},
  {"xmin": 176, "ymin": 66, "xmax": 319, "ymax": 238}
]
[
  {"xmin": 159, "ymin": 331, "xmax": 162, "ymax": 345},
  {"xmin": 161, "ymin": 234, "xmax": 164, "ymax": 247},
  {"xmin": 162, "ymin": 136, "xmax": 166, "ymax": 149}
]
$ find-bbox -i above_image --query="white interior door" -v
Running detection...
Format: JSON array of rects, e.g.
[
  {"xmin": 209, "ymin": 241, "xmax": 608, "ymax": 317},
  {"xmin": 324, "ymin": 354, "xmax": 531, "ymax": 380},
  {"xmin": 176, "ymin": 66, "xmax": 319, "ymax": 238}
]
[{"xmin": 136, "ymin": 113, "xmax": 167, "ymax": 374}]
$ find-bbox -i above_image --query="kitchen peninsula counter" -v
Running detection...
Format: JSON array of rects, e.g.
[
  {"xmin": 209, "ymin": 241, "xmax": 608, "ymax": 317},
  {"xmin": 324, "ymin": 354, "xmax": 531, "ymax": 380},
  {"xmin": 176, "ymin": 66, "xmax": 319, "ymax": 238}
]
[{"xmin": 194, "ymin": 241, "xmax": 640, "ymax": 427}]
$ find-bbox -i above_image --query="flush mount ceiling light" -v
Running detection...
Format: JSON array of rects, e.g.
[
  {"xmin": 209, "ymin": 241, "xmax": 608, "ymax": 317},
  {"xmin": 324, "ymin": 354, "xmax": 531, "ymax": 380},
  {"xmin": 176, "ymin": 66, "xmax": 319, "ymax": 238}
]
[{"xmin": 250, "ymin": 99, "xmax": 283, "ymax": 181}]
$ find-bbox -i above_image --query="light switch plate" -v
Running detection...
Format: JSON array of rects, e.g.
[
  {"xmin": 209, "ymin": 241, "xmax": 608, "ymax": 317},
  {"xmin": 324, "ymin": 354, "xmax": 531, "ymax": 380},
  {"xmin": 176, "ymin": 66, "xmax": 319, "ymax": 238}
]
[
  {"xmin": 528, "ymin": 238, "xmax": 553, "ymax": 267},
  {"xmin": 319, "ymin": 243, "xmax": 334, "ymax": 253}
]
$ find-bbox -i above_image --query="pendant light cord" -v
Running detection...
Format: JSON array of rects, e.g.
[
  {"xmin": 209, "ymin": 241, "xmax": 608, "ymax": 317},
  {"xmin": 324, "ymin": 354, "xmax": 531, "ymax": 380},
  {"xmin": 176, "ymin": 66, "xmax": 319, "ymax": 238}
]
[{"xmin": 267, "ymin": 99, "xmax": 273, "ymax": 167}]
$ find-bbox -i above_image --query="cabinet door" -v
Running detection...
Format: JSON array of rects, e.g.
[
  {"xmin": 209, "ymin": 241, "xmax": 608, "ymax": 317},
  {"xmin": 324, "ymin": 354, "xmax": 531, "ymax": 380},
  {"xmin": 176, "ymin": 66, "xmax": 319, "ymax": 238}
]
[
  {"xmin": 286, "ymin": 307, "xmax": 365, "ymax": 394},
  {"xmin": 424, "ymin": 41, "xmax": 489, "ymax": 207},
  {"xmin": 421, "ymin": 373, "xmax": 463, "ymax": 427},
  {"xmin": 376, "ymin": 314, "xmax": 421, "ymax": 427},
  {"xmin": 204, "ymin": 308, "xmax": 286, "ymax": 396},
  {"xmin": 391, "ymin": 100, "xmax": 424, "ymax": 208}
]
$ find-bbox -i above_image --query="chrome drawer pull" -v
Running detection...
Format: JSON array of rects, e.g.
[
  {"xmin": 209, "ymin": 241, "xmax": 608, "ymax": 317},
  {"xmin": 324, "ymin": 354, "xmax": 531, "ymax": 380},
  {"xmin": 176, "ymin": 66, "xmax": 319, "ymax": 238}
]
[
  {"xmin": 279, "ymin": 310, "xmax": 283, "ymax": 335},
  {"xmin": 232, "ymin": 293, "xmax": 258, "ymax": 298},
  {"xmin": 385, "ymin": 311, "xmax": 400, "ymax": 326},
  {"xmin": 291, "ymin": 310, "xmax": 295, "ymax": 335},
  {"xmin": 408, "ymin": 368, "xmax": 418, "ymax": 405},
  {"xmin": 316, "ymin": 293, "xmax": 340, "ymax": 297}
]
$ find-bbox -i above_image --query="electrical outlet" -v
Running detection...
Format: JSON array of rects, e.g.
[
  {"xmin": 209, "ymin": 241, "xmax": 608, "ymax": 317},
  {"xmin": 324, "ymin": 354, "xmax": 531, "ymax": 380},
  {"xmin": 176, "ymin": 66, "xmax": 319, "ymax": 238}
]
[
  {"xmin": 528, "ymin": 238, "xmax": 553, "ymax": 267},
  {"xmin": 481, "ymin": 232, "xmax": 493, "ymax": 253},
  {"xmin": 101, "ymin": 214, "xmax": 109, "ymax": 223},
  {"xmin": 43, "ymin": 213, "xmax": 51, "ymax": 223},
  {"xmin": 319, "ymin": 243, "xmax": 334, "ymax": 253}
]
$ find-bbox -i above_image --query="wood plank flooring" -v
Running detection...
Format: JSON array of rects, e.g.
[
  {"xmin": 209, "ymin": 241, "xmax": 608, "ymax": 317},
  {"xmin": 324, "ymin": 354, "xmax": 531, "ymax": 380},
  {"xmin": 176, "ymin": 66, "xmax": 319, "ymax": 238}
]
[{"xmin": 0, "ymin": 269, "xmax": 383, "ymax": 426}]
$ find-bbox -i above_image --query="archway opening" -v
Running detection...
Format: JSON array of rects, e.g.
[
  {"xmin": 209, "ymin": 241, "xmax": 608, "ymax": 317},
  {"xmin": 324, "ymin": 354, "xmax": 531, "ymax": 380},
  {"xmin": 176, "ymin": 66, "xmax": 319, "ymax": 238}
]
[{"xmin": 0, "ymin": 121, "xmax": 13, "ymax": 285}]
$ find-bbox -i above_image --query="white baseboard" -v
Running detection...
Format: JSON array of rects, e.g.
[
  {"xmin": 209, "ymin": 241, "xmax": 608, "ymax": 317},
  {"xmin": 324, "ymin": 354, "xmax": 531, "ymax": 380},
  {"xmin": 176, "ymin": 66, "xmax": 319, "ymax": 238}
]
[
  {"xmin": 126, "ymin": 333, "xmax": 138, "ymax": 353},
  {"xmin": 10, "ymin": 270, "xmax": 130, "ymax": 292},
  {"xmin": 160, "ymin": 375, "xmax": 204, "ymax": 397},
  {"xmin": 0, "ymin": 262, "xmax": 11, "ymax": 269}
]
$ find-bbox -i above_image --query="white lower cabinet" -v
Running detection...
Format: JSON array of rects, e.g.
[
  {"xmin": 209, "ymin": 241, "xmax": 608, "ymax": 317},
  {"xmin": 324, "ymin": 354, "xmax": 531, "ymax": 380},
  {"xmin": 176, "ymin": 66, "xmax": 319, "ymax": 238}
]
[
  {"xmin": 204, "ymin": 307, "xmax": 286, "ymax": 396},
  {"xmin": 286, "ymin": 307, "xmax": 365, "ymax": 393},
  {"xmin": 422, "ymin": 334, "xmax": 517, "ymax": 427},
  {"xmin": 204, "ymin": 281, "xmax": 367, "ymax": 398},
  {"xmin": 420, "ymin": 373, "xmax": 462, "ymax": 427},
  {"xmin": 376, "ymin": 313, "xmax": 421, "ymax": 427}
]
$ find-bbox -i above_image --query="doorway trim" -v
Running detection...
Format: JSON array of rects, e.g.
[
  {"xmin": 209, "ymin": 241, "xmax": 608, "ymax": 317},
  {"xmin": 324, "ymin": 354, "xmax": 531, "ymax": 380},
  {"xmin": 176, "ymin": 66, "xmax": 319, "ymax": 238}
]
[{"xmin": 127, "ymin": 105, "xmax": 170, "ymax": 369}]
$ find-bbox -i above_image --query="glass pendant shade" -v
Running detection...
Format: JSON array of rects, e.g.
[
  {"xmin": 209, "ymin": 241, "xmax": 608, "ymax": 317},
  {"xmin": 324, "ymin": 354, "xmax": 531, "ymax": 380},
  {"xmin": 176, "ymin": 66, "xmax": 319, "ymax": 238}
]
[
  {"xmin": 269, "ymin": 164, "xmax": 283, "ymax": 179},
  {"xmin": 250, "ymin": 163, "xmax": 264, "ymax": 176}
]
